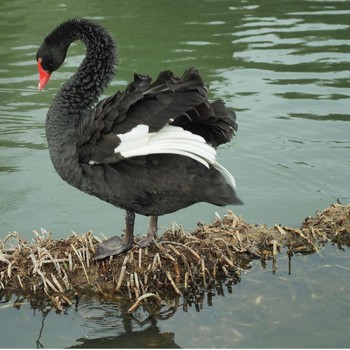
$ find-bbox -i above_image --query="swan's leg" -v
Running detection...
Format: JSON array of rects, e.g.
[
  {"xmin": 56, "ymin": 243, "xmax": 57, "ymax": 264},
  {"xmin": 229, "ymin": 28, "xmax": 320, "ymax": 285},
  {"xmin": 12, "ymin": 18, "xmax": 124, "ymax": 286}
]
[
  {"xmin": 93, "ymin": 210, "xmax": 135, "ymax": 260},
  {"xmin": 135, "ymin": 216, "xmax": 158, "ymax": 248}
]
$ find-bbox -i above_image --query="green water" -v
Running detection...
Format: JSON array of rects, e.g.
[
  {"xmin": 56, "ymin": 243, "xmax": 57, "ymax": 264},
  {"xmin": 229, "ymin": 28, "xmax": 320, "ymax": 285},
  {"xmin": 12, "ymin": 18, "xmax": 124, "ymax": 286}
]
[{"xmin": 1, "ymin": 0, "xmax": 350, "ymax": 347}]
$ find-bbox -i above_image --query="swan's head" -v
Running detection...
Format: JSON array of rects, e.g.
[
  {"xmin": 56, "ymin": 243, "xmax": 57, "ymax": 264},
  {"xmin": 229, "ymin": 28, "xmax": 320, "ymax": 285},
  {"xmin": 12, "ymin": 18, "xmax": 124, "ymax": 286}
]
[{"xmin": 36, "ymin": 38, "xmax": 67, "ymax": 91}]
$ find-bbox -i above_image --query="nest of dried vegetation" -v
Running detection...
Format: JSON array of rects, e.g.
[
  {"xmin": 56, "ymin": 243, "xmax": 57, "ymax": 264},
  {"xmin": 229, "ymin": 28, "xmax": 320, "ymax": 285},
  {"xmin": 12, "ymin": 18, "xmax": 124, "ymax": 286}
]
[{"xmin": 1, "ymin": 203, "xmax": 349, "ymax": 311}]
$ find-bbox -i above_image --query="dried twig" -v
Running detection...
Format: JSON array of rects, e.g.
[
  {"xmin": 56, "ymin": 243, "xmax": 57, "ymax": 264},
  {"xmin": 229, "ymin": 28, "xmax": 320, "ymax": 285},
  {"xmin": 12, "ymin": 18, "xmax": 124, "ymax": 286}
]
[
  {"xmin": 128, "ymin": 292, "xmax": 163, "ymax": 313},
  {"xmin": 166, "ymin": 271, "xmax": 181, "ymax": 295},
  {"xmin": 116, "ymin": 254, "xmax": 129, "ymax": 291},
  {"xmin": 160, "ymin": 241, "xmax": 201, "ymax": 261},
  {"xmin": 201, "ymin": 259, "xmax": 207, "ymax": 288},
  {"xmin": 153, "ymin": 239, "xmax": 176, "ymax": 262},
  {"xmin": 70, "ymin": 244, "xmax": 90, "ymax": 285}
]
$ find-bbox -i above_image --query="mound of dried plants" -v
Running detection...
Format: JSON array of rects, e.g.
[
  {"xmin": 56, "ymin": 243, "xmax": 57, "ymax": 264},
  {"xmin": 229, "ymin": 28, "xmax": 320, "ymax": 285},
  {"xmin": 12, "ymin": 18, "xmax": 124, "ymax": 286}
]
[{"xmin": 1, "ymin": 203, "xmax": 349, "ymax": 311}]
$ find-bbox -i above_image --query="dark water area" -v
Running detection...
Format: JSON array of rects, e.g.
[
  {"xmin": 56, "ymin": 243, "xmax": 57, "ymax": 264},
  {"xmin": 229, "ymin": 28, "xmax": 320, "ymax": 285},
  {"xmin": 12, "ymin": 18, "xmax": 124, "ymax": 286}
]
[{"xmin": 1, "ymin": 0, "xmax": 350, "ymax": 347}]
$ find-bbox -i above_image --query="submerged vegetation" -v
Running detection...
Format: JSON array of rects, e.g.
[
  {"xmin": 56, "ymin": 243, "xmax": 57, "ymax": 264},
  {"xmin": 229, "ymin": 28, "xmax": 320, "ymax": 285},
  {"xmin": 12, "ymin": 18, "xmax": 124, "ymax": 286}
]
[{"xmin": 1, "ymin": 203, "xmax": 349, "ymax": 312}]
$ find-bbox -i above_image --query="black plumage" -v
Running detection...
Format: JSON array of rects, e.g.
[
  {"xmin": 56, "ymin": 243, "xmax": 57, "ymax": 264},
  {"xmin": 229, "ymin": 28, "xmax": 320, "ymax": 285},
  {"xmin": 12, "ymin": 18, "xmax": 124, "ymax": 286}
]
[{"xmin": 36, "ymin": 18, "xmax": 242, "ymax": 260}]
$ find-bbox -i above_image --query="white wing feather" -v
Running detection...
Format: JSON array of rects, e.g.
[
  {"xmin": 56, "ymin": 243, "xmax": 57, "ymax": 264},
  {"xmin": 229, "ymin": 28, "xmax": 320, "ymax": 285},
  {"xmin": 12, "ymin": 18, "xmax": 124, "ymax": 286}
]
[{"xmin": 113, "ymin": 124, "xmax": 236, "ymax": 189}]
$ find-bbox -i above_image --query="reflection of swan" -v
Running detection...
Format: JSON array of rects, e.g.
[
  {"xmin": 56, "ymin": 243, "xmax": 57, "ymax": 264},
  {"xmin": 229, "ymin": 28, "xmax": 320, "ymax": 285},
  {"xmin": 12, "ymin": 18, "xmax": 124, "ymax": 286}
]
[
  {"xmin": 72, "ymin": 281, "xmax": 234, "ymax": 348},
  {"xmin": 70, "ymin": 299, "xmax": 179, "ymax": 348},
  {"xmin": 71, "ymin": 325, "xmax": 179, "ymax": 348},
  {"xmin": 31, "ymin": 279, "xmax": 236, "ymax": 347}
]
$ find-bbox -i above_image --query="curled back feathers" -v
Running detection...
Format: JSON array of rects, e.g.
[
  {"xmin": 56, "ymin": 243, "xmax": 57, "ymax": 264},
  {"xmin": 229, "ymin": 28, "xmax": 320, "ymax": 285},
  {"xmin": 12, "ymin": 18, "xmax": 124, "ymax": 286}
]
[{"xmin": 77, "ymin": 68, "xmax": 237, "ymax": 164}]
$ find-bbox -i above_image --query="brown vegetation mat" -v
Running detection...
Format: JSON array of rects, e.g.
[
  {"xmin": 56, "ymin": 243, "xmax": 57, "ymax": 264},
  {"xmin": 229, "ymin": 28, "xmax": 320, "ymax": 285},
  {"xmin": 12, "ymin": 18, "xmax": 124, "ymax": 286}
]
[{"xmin": 1, "ymin": 203, "xmax": 349, "ymax": 311}]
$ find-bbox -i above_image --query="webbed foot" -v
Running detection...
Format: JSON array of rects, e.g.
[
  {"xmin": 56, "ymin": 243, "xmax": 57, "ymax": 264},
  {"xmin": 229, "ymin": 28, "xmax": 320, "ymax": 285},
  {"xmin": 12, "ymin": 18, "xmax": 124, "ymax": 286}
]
[
  {"xmin": 135, "ymin": 215, "xmax": 158, "ymax": 248},
  {"xmin": 135, "ymin": 234, "xmax": 155, "ymax": 248},
  {"xmin": 94, "ymin": 235, "xmax": 133, "ymax": 260}
]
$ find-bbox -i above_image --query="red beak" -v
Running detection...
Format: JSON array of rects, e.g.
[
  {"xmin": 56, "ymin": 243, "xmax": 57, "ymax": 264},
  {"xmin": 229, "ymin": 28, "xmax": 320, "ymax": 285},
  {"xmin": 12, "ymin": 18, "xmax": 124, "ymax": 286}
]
[{"xmin": 37, "ymin": 58, "xmax": 51, "ymax": 91}]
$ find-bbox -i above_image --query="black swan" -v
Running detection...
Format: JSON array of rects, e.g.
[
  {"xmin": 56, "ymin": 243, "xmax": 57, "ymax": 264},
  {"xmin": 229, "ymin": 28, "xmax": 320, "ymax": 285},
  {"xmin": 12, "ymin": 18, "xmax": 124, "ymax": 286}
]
[{"xmin": 36, "ymin": 18, "xmax": 242, "ymax": 260}]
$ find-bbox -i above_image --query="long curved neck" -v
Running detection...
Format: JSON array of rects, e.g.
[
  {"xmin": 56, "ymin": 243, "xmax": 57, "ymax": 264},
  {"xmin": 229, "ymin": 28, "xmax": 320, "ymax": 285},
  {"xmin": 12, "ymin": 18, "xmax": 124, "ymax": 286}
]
[
  {"xmin": 55, "ymin": 19, "xmax": 116, "ymax": 112},
  {"xmin": 47, "ymin": 19, "xmax": 116, "ymax": 125},
  {"xmin": 45, "ymin": 19, "xmax": 116, "ymax": 185}
]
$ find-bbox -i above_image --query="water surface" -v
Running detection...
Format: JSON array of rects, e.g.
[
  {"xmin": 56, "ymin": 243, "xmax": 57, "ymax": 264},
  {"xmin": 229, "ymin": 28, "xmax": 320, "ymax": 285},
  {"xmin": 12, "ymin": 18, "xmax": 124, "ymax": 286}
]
[{"xmin": 1, "ymin": 0, "xmax": 350, "ymax": 347}]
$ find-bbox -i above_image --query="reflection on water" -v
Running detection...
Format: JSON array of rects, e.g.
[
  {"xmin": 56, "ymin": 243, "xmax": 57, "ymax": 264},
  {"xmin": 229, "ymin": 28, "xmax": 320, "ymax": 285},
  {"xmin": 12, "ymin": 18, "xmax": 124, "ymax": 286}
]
[
  {"xmin": 1, "ymin": 0, "xmax": 350, "ymax": 347},
  {"xmin": 1, "ymin": 244, "xmax": 350, "ymax": 348},
  {"xmin": 71, "ymin": 298, "xmax": 180, "ymax": 348}
]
